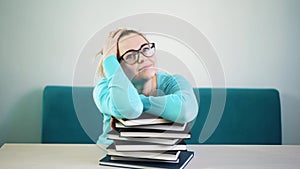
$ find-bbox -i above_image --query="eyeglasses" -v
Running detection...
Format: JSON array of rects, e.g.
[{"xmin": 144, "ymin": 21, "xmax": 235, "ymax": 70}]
[{"xmin": 118, "ymin": 43, "xmax": 155, "ymax": 65}]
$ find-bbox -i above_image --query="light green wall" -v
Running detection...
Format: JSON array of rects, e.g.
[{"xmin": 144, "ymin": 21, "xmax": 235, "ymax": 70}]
[{"xmin": 0, "ymin": 0, "xmax": 299, "ymax": 145}]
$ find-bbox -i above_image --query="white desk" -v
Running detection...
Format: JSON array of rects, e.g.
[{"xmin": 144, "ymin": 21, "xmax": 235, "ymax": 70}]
[{"xmin": 0, "ymin": 144, "xmax": 299, "ymax": 169}]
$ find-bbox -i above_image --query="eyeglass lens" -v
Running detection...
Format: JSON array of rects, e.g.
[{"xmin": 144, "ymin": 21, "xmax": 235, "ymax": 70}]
[{"xmin": 123, "ymin": 43, "xmax": 155, "ymax": 64}]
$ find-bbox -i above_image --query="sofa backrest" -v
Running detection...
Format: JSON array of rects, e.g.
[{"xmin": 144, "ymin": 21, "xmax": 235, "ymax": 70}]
[
  {"xmin": 42, "ymin": 86, "xmax": 102, "ymax": 143},
  {"xmin": 186, "ymin": 88, "xmax": 281, "ymax": 144},
  {"xmin": 42, "ymin": 86, "xmax": 281, "ymax": 144}
]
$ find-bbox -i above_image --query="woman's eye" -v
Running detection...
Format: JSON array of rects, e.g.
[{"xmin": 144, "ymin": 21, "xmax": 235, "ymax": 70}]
[
  {"xmin": 142, "ymin": 47, "xmax": 150, "ymax": 53},
  {"xmin": 143, "ymin": 47, "xmax": 153, "ymax": 56},
  {"xmin": 125, "ymin": 54, "xmax": 136, "ymax": 60}
]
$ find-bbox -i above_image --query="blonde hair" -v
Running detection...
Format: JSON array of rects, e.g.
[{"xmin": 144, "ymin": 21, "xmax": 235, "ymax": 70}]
[{"xmin": 96, "ymin": 29, "xmax": 149, "ymax": 77}]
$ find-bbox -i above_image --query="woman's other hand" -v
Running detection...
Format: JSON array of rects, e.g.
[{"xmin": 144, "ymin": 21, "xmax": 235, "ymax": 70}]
[{"xmin": 110, "ymin": 116, "xmax": 116, "ymax": 130}]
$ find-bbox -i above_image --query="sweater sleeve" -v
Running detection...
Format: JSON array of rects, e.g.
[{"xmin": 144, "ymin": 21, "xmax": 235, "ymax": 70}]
[
  {"xmin": 140, "ymin": 74, "xmax": 198, "ymax": 123},
  {"xmin": 93, "ymin": 55, "xmax": 143, "ymax": 119}
]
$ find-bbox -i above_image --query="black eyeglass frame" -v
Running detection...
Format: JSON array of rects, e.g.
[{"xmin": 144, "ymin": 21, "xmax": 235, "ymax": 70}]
[{"xmin": 117, "ymin": 43, "xmax": 155, "ymax": 65}]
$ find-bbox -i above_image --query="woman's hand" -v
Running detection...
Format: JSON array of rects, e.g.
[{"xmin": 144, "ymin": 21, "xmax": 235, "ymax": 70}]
[
  {"xmin": 110, "ymin": 116, "xmax": 116, "ymax": 130},
  {"xmin": 102, "ymin": 29, "xmax": 123, "ymax": 58},
  {"xmin": 98, "ymin": 29, "xmax": 123, "ymax": 77}
]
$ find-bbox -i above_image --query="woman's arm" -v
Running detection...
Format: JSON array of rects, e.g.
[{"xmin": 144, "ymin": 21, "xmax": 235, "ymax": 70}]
[
  {"xmin": 140, "ymin": 74, "xmax": 198, "ymax": 123},
  {"xmin": 93, "ymin": 55, "xmax": 143, "ymax": 119}
]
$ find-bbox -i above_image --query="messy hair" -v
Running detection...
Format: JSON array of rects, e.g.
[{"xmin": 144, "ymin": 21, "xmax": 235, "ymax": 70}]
[{"xmin": 97, "ymin": 29, "xmax": 149, "ymax": 77}]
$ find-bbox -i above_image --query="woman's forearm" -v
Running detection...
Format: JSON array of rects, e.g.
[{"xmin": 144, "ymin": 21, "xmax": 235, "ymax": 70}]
[
  {"xmin": 140, "ymin": 74, "xmax": 198, "ymax": 123},
  {"xmin": 93, "ymin": 55, "xmax": 143, "ymax": 119}
]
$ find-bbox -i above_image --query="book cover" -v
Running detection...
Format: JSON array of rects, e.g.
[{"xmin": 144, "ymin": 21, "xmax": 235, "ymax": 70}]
[{"xmin": 99, "ymin": 150, "xmax": 194, "ymax": 169}]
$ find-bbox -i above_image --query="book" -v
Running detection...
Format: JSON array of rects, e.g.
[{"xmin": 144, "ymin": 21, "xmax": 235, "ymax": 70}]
[
  {"xmin": 102, "ymin": 113, "xmax": 194, "ymax": 168},
  {"xmin": 114, "ymin": 140, "xmax": 187, "ymax": 152},
  {"xmin": 119, "ymin": 128, "xmax": 191, "ymax": 139},
  {"xmin": 110, "ymin": 156, "xmax": 179, "ymax": 163},
  {"xmin": 108, "ymin": 130, "xmax": 181, "ymax": 145},
  {"xmin": 107, "ymin": 144, "xmax": 181, "ymax": 161},
  {"xmin": 115, "ymin": 122, "xmax": 187, "ymax": 131},
  {"xmin": 115, "ymin": 113, "xmax": 172, "ymax": 126},
  {"xmin": 99, "ymin": 150, "xmax": 194, "ymax": 169}
]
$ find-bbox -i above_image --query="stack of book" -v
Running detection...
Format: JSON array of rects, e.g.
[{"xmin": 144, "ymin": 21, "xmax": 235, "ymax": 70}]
[{"xmin": 99, "ymin": 113, "xmax": 194, "ymax": 169}]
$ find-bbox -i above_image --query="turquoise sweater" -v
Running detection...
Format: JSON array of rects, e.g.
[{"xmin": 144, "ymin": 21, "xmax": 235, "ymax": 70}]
[{"xmin": 93, "ymin": 55, "xmax": 198, "ymax": 144}]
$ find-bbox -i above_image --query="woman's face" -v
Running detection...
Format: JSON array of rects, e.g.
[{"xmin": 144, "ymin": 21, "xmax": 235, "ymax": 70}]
[{"xmin": 118, "ymin": 33, "xmax": 157, "ymax": 82}]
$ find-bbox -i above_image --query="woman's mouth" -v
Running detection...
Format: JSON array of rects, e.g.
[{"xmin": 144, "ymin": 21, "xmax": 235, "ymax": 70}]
[{"xmin": 139, "ymin": 65, "xmax": 153, "ymax": 71}]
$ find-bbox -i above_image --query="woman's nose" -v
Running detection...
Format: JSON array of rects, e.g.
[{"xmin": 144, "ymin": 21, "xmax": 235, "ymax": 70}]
[{"xmin": 137, "ymin": 54, "xmax": 145, "ymax": 64}]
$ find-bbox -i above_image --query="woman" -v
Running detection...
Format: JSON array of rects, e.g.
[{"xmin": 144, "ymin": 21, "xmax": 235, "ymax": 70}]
[{"xmin": 93, "ymin": 29, "xmax": 198, "ymax": 144}]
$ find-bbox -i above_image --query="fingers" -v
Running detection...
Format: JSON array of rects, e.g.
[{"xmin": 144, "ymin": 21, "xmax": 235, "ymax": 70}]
[
  {"xmin": 110, "ymin": 116, "xmax": 116, "ymax": 130},
  {"xmin": 96, "ymin": 49, "xmax": 103, "ymax": 56},
  {"xmin": 110, "ymin": 29, "xmax": 123, "ymax": 38},
  {"xmin": 101, "ymin": 29, "xmax": 123, "ymax": 57}
]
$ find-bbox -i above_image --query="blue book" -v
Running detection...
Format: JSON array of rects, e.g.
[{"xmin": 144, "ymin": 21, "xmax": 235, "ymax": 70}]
[{"xmin": 99, "ymin": 151, "xmax": 194, "ymax": 169}]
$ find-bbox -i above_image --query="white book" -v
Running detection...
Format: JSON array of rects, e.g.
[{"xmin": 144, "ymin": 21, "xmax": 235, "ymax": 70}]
[
  {"xmin": 119, "ymin": 129, "xmax": 191, "ymax": 139},
  {"xmin": 108, "ymin": 130, "xmax": 180, "ymax": 145},
  {"xmin": 107, "ymin": 144, "xmax": 181, "ymax": 161},
  {"xmin": 110, "ymin": 156, "xmax": 179, "ymax": 163},
  {"xmin": 115, "ymin": 122, "xmax": 187, "ymax": 131},
  {"xmin": 115, "ymin": 113, "xmax": 172, "ymax": 126},
  {"xmin": 114, "ymin": 140, "xmax": 187, "ymax": 152}
]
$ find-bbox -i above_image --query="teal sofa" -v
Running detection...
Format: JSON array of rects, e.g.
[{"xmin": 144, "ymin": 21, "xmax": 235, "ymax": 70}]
[{"xmin": 42, "ymin": 86, "xmax": 281, "ymax": 144}]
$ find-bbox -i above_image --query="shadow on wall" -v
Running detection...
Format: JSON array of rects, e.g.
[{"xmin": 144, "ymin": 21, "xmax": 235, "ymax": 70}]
[
  {"xmin": 280, "ymin": 92, "xmax": 300, "ymax": 144},
  {"xmin": 0, "ymin": 88, "xmax": 42, "ymax": 146}
]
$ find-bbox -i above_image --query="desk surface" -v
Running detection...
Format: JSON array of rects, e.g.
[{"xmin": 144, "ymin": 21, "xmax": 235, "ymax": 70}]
[{"xmin": 0, "ymin": 144, "xmax": 299, "ymax": 169}]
